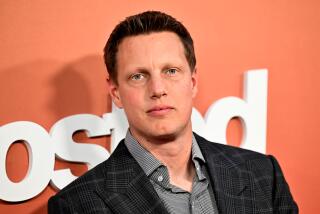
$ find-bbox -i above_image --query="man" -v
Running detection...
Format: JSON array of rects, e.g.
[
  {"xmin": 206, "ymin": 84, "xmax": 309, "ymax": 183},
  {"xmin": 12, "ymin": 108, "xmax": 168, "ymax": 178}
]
[{"xmin": 48, "ymin": 11, "xmax": 298, "ymax": 213}]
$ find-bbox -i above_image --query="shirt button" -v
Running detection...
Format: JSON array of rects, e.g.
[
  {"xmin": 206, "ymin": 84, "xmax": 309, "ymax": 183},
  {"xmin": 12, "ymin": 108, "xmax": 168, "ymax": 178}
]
[{"xmin": 158, "ymin": 175, "xmax": 163, "ymax": 182}]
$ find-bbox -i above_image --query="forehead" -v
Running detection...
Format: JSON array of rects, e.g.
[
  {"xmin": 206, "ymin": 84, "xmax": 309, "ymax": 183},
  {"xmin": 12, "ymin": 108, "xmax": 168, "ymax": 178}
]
[
  {"xmin": 116, "ymin": 31, "xmax": 187, "ymax": 71},
  {"xmin": 119, "ymin": 31, "xmax": 184, "ymax": 48}
]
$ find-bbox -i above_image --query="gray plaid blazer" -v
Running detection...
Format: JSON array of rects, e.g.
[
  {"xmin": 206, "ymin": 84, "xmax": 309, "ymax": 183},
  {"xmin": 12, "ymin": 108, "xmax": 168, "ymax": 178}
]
[{"xmin": 48, "ymin": 133, "xmax": 298, "ymax": 213}]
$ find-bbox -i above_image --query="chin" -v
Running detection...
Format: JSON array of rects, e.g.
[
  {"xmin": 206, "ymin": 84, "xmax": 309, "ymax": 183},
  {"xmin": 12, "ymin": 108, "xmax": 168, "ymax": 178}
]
[
  {"xmin": 149, "ymin": 132, "xmax": 178, "ymax": 143},
  {"xmin": 149, "ymin": 125, "xmax": 186, "ymax": 142}
]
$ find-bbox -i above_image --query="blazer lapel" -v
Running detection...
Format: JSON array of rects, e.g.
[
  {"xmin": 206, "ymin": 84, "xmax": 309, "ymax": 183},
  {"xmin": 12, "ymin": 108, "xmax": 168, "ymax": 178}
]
[
  {"xmin": 95, "ymin": 140, "xmax": 168, "ymax": 214},
  {"xmin": 196, "ymin": 134, "xmax": 252, "ymax": 214}
]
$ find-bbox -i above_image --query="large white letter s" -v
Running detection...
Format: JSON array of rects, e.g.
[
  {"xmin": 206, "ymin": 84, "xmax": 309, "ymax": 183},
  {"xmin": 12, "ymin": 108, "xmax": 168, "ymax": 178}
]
[{"xmin": 50, "ymin": 114, "xmax": 110, "ymax": 190}]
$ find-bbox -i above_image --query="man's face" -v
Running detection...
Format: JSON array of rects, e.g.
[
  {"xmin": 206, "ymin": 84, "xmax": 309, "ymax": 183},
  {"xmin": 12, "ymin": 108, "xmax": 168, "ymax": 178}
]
[{"xmin": 109, "ymin": 31, "xmax": 197, "ymax": 141}]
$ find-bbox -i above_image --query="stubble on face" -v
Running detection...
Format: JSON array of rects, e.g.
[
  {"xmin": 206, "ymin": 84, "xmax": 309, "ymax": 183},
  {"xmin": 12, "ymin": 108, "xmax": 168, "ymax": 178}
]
[{"xmin": 109, "ymin": 32, "xmax": 197, "ymax": 144}]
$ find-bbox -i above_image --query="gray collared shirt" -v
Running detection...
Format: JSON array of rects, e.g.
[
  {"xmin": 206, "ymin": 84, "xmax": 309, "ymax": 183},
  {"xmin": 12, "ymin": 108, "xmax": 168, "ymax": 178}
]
[{"xmin": 125, "ymin": 131, "xmax": 219, "ymax": 214}]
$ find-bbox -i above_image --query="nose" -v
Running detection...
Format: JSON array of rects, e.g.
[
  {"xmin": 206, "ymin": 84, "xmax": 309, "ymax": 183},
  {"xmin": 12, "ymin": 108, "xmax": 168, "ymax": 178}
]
[{"xmin": 149, "ymin": 74, "xmax": 167, "ymax": 99}]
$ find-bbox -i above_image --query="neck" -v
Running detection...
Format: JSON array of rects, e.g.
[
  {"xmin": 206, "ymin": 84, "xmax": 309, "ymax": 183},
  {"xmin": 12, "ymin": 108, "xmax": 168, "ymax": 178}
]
[{"xmin": 130, "ymin": 125, "xmax": 195, "ymax": 192}]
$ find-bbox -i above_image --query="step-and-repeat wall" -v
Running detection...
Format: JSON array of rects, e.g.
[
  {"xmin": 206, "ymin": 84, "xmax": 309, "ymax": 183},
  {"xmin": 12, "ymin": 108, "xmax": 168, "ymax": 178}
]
[{"xmin": 0, "ymin": 1, "xmax": 319, "ymax": 213}]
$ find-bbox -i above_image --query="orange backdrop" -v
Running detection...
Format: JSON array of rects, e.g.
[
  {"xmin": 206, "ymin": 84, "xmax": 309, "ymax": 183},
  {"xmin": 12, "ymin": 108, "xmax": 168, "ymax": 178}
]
[{"xmin": 0, "ymin": 0, "xmax": 319, "ymax": 213}]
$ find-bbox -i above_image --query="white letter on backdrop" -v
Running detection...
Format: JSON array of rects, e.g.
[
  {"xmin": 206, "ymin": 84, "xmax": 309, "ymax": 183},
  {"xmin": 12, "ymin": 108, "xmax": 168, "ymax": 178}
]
[
  {"xmin": 0, "ymin": 122, "xmax": 54, "ymax": 202},
  {"xmin": 191, "ymin": 107, "xmax": 208, "ymax": 139},
  {"xmin": 50, "ymin": 114, "xmax": 110, "ymax": 190},
  {"xmin": 204, "ymin": 69, "xmax": 268, "ymax": 153}
]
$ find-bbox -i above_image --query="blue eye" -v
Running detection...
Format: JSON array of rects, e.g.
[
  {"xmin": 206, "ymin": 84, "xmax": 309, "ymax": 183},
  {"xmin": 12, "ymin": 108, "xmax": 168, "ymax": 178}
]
[
  {"xmin": 166, "ymin": 68, "xmax": 177, "ymax": 75},
  {"xmin": 130, "ymin": 73, "xmax": 144, "ymax": 80}
]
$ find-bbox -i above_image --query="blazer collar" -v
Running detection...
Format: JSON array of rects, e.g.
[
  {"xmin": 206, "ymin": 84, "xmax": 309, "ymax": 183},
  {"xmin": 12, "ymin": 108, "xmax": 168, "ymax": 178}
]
[
  {"xmin": 95, "ymin": 140, "xmax": 168, "ymax": 214},
  {"xmin": 95, "ymin": 134, "xmax": 252, "ymax": 214},
  {"xmin": 195, "ymin": 133, "xmax": 251, "ymax": 214}
]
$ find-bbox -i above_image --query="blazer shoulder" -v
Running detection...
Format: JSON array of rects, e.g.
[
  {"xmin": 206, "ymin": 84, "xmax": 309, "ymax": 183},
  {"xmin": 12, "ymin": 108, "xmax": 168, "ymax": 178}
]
[
  {"xmin": 48, "ymin": 141, "xmax": 131, "ymax": 213},
  {"xmin": 194, "ymin": 133, "xmax": 299, "ymax": 213},
  {"xmin": 48, "ymin": 140, "xmax": 165, "ymax": 214},
  {"xmin": 52, "ymin": 140, "xmax": 128, "ymax": 198},
  {"xmin": 53, "ymin": 158, "xmax": 108, "ymax": 199},
  {"xmin": 48, "ymin": 158, "xmax": 110, "ymax": 213},
  {"xmin": 194, "ymin": 132, "xmax": 270, "ymax": 165}
]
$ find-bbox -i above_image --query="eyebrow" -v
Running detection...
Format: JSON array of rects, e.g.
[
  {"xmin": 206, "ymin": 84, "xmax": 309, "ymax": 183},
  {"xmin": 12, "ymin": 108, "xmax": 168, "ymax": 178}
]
[{"xmin": 125, "ymin": 60, "xmax": 185, "ymax": 74}]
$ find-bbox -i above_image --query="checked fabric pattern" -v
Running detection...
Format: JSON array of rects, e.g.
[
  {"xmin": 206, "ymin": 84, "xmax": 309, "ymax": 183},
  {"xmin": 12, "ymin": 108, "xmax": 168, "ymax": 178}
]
[{"xmin": 48, "ymin": 133, "xmax": 298, "ymax": 214}]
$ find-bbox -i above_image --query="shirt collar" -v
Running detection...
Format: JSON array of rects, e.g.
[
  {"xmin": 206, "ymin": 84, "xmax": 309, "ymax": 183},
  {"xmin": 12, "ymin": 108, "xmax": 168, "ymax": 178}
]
[
  {"xmin": 124, "ymin": 130, "xmax": 206, "ymax": 177},
  {"xmin": 191, "ymin": 134, "xmax": 205, "ymax": 164},
  {"xmin": 125, "ymin": 130, "xmax": 162, "ymax": 176}
]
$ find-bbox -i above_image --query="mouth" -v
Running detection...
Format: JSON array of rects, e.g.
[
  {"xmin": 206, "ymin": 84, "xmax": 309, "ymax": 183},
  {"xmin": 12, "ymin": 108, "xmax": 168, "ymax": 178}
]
[{"xmin": 146, "ymin": 105, "xmax": 174, "ymax": 116}]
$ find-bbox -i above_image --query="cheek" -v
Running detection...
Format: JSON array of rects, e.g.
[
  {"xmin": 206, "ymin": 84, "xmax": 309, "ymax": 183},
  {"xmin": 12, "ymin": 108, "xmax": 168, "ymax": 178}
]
[
  {"xmin": 119, "ymin": 89, "xmax": 143, "ymax": 109},
  {"xmin": 175, "ymin": 81, "xmax": 194, "ymax": 98},
  {"xmin": 173, "ymin": 84, "xmax": 194, "ymax": 112}
]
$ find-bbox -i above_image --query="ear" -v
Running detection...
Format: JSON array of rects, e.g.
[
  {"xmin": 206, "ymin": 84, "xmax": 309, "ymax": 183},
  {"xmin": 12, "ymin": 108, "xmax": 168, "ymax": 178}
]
[
  {"xmin": 107, "ymin": 78, "xmax": 123, "ymax": 108},
  {"xmin": 191, "ymin": 68, "xmax": 198, "ymax": 98}
]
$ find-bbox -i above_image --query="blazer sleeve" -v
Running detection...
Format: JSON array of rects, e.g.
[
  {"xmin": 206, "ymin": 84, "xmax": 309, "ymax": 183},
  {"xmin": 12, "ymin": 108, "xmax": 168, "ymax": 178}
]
[
  {"xmin": 48, "ymin": 193, "xmax": 114, "ymax": 214},
  {"xmin": 48, "ymin": 195, "xmax": 73, "ymax": 214},
  {"xmin": 269, "ymin": 155, "xmax": 299, "ymax": 214},
  {"xmin": 48, "ymin": 196, "xmax": 78, "ymax": 214}
]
